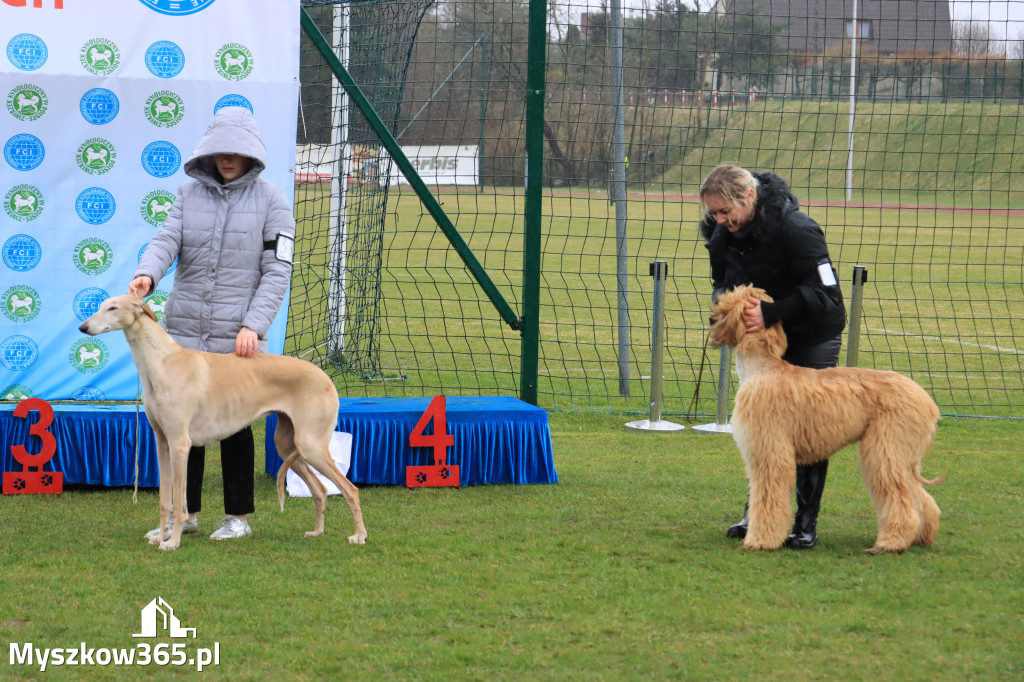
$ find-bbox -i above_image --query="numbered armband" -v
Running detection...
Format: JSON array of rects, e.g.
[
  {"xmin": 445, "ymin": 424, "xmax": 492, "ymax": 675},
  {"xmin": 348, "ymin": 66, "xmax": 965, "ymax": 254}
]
[
  {"xmin": 817, "ymin": 259, "xmax": 838, "ymax": 287},
  {"xmin": 263, "ymin": 233, "xmax": 295, "ymax": 264}
]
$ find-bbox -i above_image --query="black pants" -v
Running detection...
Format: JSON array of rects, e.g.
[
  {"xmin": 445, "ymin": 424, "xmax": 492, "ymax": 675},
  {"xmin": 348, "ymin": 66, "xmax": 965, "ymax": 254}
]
[
  {"xmin": 784, "ymin": 334, "xmax": 842, "ymax": 524},
  {"xmin": 185, "ymin": 426, "xmax": 255, "ymax": 517}
]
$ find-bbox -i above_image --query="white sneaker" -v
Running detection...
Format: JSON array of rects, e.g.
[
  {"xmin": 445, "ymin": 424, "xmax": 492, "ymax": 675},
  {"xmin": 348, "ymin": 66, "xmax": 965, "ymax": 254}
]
[
  {"xmin": 143, "ymin": 515, "xmax": 198, "ymax": 540},
  {"xmin": 209, "ymin": 517, "xmax": 252, "ymax": 540}
]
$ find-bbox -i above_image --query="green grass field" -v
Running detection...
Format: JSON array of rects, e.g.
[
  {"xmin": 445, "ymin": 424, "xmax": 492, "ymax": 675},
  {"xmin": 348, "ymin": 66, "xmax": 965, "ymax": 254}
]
[
  {"xmin": 3, "ymin": 99, "xmax": 1021, "ymax": 677},
  {"xmin": 1, "ymin": 414, "xmax": 1021, "ymax": 680}
]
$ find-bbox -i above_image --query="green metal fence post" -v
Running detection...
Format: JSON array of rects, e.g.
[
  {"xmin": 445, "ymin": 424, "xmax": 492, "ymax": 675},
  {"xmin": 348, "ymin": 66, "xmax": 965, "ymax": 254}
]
[{"xmin": 520, "ymin": 0, "xmax": 546, "ymax": 405}]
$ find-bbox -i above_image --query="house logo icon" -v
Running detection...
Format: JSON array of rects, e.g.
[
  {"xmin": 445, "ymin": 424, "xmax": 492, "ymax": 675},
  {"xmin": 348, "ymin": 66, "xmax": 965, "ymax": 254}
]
[{"xmin": 133, "ymin": 597, "xmax": 196, "ymax": 639}]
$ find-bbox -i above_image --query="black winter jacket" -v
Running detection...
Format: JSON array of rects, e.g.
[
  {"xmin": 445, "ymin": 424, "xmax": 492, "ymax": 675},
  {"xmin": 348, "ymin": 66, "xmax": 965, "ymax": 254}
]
[{"xmin": 700, "ymin": 172, "xmax": 846, "ymax": 350}]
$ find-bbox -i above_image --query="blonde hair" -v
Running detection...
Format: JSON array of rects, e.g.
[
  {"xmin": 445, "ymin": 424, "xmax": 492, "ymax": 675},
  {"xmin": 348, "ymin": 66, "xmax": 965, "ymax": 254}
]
[{"xmin": 699, "ymin": 164, "xmax": 758, "ymax": 215}]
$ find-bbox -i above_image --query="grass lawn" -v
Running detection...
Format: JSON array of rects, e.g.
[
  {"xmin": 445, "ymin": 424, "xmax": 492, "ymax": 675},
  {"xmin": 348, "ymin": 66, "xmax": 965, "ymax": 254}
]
[{"xmin": 1, "ymin": 413, "xmax": 1020, "ymax": 680}]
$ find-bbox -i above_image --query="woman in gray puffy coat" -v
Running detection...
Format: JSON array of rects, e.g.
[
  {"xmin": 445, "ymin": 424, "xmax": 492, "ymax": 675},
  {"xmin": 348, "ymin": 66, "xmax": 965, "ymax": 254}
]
[{"xmin": 129, "ymin": 107, "xmax": 295, "ymax": 541}]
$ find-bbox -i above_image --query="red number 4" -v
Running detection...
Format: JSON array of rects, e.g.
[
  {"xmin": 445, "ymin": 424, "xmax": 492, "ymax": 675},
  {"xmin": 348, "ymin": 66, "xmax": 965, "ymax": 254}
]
[{"xmin": 409, "ymin": 395, "xmax": 454, "ymax": 466}]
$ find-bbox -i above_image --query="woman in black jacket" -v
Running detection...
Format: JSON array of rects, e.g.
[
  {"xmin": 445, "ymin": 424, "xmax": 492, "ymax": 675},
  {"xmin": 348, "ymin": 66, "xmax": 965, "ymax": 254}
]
[{"xmin": 699, "ymin": 164, "xmax": 846, "ymax": 549}]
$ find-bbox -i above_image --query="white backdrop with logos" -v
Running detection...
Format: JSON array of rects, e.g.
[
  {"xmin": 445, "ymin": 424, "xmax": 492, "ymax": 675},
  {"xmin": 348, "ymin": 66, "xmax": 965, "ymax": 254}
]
[{"xmin": 0, "ymin": 0, "xmax": 299, "ymax": 401}]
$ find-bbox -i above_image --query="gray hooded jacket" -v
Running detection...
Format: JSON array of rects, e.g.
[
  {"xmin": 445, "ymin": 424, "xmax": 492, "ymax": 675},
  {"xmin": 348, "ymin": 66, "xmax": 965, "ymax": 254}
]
[{"xmin": 134, "ymin": 107, "xmax": 294, "ymax": 354}]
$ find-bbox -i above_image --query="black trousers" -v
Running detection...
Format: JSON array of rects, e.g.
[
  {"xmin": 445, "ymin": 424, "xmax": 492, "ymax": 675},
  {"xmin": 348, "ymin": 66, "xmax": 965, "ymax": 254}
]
[
  {"xmin": 184, "ymin": 426, "xmax": 255, "ymax": 517},
  {"xmin": 783, "ymin": 334, "xmax": 842, "ymax": 520}
]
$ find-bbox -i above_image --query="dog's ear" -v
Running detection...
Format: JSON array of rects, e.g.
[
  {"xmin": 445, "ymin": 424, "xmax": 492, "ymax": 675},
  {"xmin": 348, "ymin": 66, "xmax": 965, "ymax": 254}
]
[
  {"xmin": 709, "ymin": 286, "xmax": 748, "ymax": 347},
  {"xmin": 139, "ymin": 299, "xmax": 158, "ymax": 323}
]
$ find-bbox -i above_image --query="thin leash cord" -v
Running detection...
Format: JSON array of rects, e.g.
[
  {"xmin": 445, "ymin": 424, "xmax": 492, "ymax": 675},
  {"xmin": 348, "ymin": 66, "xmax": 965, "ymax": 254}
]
[
  {"xmin": 133, "ymin": 375, "xmax": 141, "ymax": 504},
  {"xmin": 685, "ymin": 330, "xmax": 714, "ymax": 424},
  {"xmin": 129, "ymin": 289, "xmax": 142, "ymax": 504}
]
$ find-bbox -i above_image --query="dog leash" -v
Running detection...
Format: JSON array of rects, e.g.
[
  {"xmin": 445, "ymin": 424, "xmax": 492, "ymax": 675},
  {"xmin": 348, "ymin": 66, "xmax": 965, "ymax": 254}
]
[
  {"xmin": 133, "ymin": 375, "xmax": 141, "ymax": 504},
  {"xmin": 129, "ymin": 288, "xmax": 142, "ymax": 504},
  {"xmin": 684, "ymin": 330, "xmax": 713, "ymax": 424}
]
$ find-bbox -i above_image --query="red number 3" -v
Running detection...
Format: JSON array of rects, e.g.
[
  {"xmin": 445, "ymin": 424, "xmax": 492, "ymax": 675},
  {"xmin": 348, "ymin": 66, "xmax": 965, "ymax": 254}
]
[{"xmin": 12, "ymin": 398, "xmax": 57, "ymax": 469}]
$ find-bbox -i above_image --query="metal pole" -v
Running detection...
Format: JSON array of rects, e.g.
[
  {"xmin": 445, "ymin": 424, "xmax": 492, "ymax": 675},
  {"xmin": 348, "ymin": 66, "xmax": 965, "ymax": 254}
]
[
  {"xmin": 693, "ymin": 346, "xmax": 733, "ymax": 434},
  {"xmin": 327, "ymin": 5, "xmax": 350, "ymax": 359},
  {"xmin": 479, "ymin": 36, "xmax": 486, "ymax": 192},
  {"xmin": 519, "ymin": 0, "xmax": 546, "ymax": 405},
  {"xmin": 626, "ymin": 261, "xmax": 684, "ymax": 432},
  {"xmin": 846, "ymin": 0, "xmax": 858, "ymax": 201},
  {"xmin": 611, "ymin": 0, "xmax": 630, "ymax": 397},
  {"xmin": 846, "ymin": 265, "xmax": 868, "ymax": 367}
]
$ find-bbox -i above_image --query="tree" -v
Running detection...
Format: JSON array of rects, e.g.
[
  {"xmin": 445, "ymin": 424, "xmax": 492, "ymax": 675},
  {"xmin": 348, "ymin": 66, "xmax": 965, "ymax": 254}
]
[
  {"xmin": 710, "ymin": 8, "xmax": 786, "ymax": 86},
  {"xmin": 951, "ymin": 17, "xmax": 993, "ymax": 58},
  {"xmin": 635, "ymin": 0, "xmax": 703, "ymax": 91},
  {"xmin": 1008, "ymin": 27, "xmax": 1024, "ymax": 60}
]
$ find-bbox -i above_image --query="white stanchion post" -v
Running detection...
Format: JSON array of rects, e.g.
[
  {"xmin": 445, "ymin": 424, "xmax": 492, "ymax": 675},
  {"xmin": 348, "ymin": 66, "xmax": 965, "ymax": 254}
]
[
  {"xmin": 693, "ymin": 345, "xmax": 733, "ymax": 434},
  {"xmin": 626, "ymin": 261, "xmax": 685, "ymax": 432},
  {"xmin": 846, "ymin": 265, "xmax": 868, "ymax": 367}
]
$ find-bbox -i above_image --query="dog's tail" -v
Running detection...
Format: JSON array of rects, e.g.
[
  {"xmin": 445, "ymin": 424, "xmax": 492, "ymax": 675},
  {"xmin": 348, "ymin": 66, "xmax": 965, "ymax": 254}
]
[
  {"xmin": 276, "ymin": 453, "xmax": 302, "ymax": 511},
  {"xmin": 916, "ymin": 471, "xmax": 946, "ymax": 486}
]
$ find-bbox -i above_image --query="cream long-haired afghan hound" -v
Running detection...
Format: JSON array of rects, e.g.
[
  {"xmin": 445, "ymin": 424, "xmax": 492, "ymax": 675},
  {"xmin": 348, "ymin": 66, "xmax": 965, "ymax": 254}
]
[{"xmin": 709, "ymin": 285, "xmax": 944, "ymax": 554}]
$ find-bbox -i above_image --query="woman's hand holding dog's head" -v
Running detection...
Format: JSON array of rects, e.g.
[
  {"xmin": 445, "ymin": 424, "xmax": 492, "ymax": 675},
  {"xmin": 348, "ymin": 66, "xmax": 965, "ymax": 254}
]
[{"xmin": 743, "ymin": 295, "xmax": 765, "ymax": 333}]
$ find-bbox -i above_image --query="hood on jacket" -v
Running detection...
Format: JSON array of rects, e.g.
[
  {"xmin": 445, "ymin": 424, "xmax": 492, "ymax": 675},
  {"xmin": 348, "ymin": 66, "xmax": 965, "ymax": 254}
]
[
  {"xmin": 751, "ymin": 171, "xmax": 799, "ymax": 225},
  {"xmin": 183, "ymin": 107, "xmax": 267, "ymax": 186}
]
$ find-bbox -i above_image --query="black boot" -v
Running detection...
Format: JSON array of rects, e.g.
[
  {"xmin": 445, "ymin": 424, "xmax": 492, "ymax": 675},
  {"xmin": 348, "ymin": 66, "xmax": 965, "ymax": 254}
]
[
  {"xmin": 786, "ymin": 460, "xmax": 829, "ymax": 550},
  {"xmin": 726, "ymin": 496, "xmax": 750, "ymax": 539}
]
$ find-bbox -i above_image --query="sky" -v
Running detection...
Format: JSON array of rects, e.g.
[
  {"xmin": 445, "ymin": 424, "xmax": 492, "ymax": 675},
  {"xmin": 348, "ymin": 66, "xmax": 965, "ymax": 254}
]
[{"xmin": 950, "ymin": 0, "xmax": 1024, "ymax": 39}]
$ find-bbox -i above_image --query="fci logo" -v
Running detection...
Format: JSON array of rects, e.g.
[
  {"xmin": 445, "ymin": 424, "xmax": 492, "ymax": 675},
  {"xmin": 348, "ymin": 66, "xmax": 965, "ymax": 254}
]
[
  {"xmin": 73, "ymin": 238, "xmax": 113, "ymax": 275},
  {"xmin": 3, "ymin": 285, "xmax": 40, "ymax": 323},
  {"xmin": 69, "ymin": 338, "xmax": 109, "ymax": 374},
  {"xmin": 214, "ymin": 43, "xmax": 253, "ymax": 81},
  {"xmin": 77, "ymin": 138, "xmax": 116, "ymax": 175},
  {"xmin": 4, "ymin": 184, "xmax": 43, "ymax": 222},
  {"xmin": 6, "ymin": 83, "xmax": 47, "ymax": 121},
  {"xmin": 145, "ymin": 91, "xmax": 185, "ymax": 128},
  {"xmin": 80, "ymin": 38, "xmax": 120, "ymax": 75}
]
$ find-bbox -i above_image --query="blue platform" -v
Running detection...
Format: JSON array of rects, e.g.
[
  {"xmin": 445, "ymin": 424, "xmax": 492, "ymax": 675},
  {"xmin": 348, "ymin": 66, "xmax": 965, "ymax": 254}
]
[{"xmin": 1, "ymin": 397, "xmax": 557, "ymax": 488}]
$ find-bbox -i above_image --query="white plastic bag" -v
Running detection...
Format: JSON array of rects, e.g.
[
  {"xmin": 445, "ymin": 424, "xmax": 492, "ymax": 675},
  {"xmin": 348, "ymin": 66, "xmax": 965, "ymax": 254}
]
[{"xmin": 285, "ymin": 431, "xmax": 352, "ymax": 497}]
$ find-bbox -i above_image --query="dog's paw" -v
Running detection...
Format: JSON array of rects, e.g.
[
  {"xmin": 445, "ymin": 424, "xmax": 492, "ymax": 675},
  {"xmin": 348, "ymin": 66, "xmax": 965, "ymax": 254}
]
[
  {"xmin": 158, "ymin": 540, "xmax": 180, "ymax": 551},
  {"xmin": 348, "ymin": 533, "xmax": 367, "ymax": 545},
  {"xmin": 304, "ymin": 530, "xmax": 324, "ymax": 539},
  {"xmin": 865, "ymin": 544, "xmax": 906, "ymax": 555}
]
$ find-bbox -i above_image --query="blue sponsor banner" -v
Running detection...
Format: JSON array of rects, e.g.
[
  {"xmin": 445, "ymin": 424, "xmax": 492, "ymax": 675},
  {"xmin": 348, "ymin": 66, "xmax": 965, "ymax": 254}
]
[{"xmin": 1, "ymin": 0, "xmax": 299, "ymax": 401}]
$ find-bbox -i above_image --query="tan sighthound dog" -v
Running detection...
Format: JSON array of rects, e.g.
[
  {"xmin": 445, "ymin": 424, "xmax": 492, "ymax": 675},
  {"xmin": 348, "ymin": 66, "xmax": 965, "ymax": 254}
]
[
  {"xmin": 709, "ymin": 285, "xmax": 943, "ymax": 554},
  {"xmin": 79, "ymin": 295, "xmax": 367, "ymax": 551}
]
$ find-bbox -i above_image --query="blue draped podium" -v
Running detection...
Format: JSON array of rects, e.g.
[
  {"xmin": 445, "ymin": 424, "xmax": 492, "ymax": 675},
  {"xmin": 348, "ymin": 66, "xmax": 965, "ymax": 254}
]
[
  {"xmin": 1, "ymin": 397, "xmax": 557, "ymax": 488},
  {"xmin": 0, "ymin": 404, "xmax": 160, "ymax": 487},
  {"xmin": 265, "ymin": 396, "xmax": 557, "ymax": 486}
]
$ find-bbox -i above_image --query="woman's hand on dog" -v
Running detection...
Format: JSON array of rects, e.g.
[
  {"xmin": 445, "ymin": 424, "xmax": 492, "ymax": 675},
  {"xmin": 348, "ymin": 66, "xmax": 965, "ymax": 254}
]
[
  {"xmin": 744, "ymin": 294, "xmax": 765, "ymax": 333},
  {"xmin": 128, "ymin": 276, "xmax": 152, "ymax": 298},
  {"xmin": 235, "ymin": 326, "xmax": 259, "ymax": 358}
]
